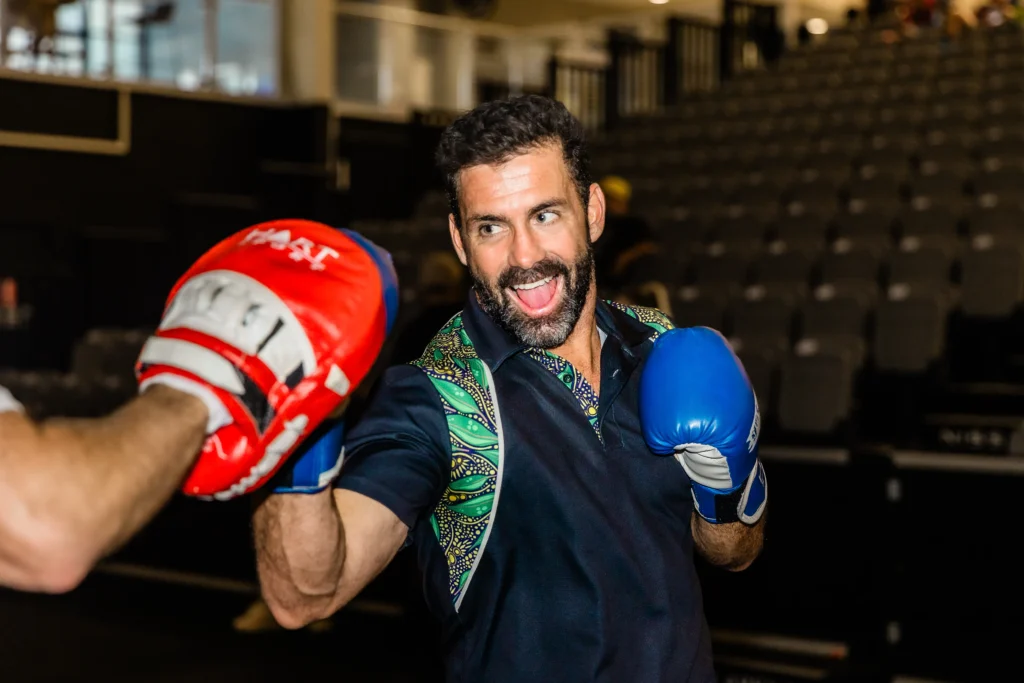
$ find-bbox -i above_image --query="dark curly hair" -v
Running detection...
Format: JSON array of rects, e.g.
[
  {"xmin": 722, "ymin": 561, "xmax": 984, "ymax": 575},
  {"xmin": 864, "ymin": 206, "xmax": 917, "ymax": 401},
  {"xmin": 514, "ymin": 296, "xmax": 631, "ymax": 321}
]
[{"xmin": 435, "ymin": 95, "xmax": 592, "ymax": 229}]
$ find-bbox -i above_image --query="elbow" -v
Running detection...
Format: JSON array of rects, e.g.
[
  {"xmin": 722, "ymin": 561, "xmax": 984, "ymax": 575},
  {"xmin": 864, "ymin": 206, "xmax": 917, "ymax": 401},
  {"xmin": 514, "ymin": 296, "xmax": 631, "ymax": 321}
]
[
  {"xmin": 8, "ymin": 523, "xmax": 96, "ymax": 594},
  {"xmin": 723, "ymin": 538, "xmax": 764, "ymax": 573},
  {"xmin": 263, "ymin": 592, "xmax": 337, "ymax": 631}
]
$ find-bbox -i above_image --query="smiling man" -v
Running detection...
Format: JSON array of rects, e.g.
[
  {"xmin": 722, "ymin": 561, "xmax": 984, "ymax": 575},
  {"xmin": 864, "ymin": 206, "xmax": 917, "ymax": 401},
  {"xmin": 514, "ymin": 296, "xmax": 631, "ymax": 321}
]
[{"xmin": 253, "ymin": 95, "xmax": 767, "ymax": 682}]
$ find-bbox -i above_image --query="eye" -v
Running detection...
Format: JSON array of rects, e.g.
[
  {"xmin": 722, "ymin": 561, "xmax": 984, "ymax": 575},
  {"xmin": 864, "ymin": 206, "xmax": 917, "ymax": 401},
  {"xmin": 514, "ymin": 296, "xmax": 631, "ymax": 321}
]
[
  {"xmin": 479, "ymin": 223, "xmax": 503, "ymax": 237},
  {"xmin": 536, "ymin": 211, "xmax": 558, "ymax": 224}
]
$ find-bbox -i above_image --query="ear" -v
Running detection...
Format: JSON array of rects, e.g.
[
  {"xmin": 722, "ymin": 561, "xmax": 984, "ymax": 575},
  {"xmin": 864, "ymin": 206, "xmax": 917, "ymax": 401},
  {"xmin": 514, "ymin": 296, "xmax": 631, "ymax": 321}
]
[
  {"xmin": 449, "ymin": 214, "xmax": 468, "ymax": 267},
  {"xmin": 587, "ymin": 182, "xmax": 606, "ymax": 244}
]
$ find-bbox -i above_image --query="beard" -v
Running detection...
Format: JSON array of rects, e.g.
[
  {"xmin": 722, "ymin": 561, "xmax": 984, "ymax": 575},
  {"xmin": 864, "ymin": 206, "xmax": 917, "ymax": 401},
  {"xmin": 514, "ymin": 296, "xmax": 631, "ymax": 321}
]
[{"xmin": 471, "ymin": 242, "xmax": 594, "ymax": 349}]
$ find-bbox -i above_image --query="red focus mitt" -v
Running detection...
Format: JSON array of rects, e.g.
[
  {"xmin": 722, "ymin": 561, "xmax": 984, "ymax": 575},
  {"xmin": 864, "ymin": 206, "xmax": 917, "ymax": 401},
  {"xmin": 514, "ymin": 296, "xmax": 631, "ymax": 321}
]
[{"xmin": 136, "ymin": 219, "xmax": 398, "ymax": 499}]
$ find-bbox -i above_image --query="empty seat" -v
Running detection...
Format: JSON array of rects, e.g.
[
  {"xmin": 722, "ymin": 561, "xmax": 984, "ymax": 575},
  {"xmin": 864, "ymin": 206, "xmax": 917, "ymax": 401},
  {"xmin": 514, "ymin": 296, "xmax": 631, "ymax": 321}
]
[
  {"xmin": 710, "ymin": 210, "xmax": 769, "ymax": 251},
  {"xmin": 834, "ymin": 207, "xmax": 897, "ymax": 242},
  {"xmin": 786, "ymin": 182, "xmax": 843, "ymax": 216},
  {"xmin": 873, "ymin": 283, "xmax": 950, "ymax": 373},
  {"xmin": 898, "ymin": 203, "xmax": 960, "ymax": 240},
  {"xmin": 777, "ymin": 338, "xmax": 858, "ymax": 434},
  {"xmin": 689, "ymin": 244, "xmax": 752, "ymax": 292},
  {"xmin": 774, "ymin": 208, "xmax": 831, "ymax": 245},
  {"xmin": 731, "ymin": 340, "xmax": 780, "ymax": 420},
  {"xmin": 730, "ymin": 286, "xmax": 796, "ymax": 352},
  {"xmin": 977, "ymin": 126, "xmax": 1024, "ymax": 164},
  {"xmin": 967, "ymin": 205, "xmax": 1024, "ymax": 236},
  {"xmin": 972, "ymin": 162, "xmax": 1024, "ymax": 202},
  {"xmin": 71, "ymin": 329, "xmax": 150, "ymax": 388},
  {"xmin": 910, "ymin": 164, "xmax": 967, "ymax": 200},
  {"xmin": 753, "ymin": 241, "xmax": 815, "ymax": 289},
  {"xmin": 821, "ymin": 238, "xmax": 886, "ymax": 285},
  {"xmin": 671, "ymin": 286, "xmax": 728, "ymax": 329},
  {"xmin": 888, "ymin": 236, "xmax": 954, "ymax": 287},
  {"xmin": 915, "ymin": 129, "xmax": 978, "ymax": 173},
  {"xmin": 859, "ymin": 134, "xmax": 917, "ymax": 172},
  {"xmin": 961, "ymin": 234, "xmax": 1024, "ymax": 318},
  {"xmin": 801, "ymin": 284, "xmax": 872, "ymax": 340},
  {"xmin": 845, "ymin": 166, "xmax": 905, "ymax": 209}
]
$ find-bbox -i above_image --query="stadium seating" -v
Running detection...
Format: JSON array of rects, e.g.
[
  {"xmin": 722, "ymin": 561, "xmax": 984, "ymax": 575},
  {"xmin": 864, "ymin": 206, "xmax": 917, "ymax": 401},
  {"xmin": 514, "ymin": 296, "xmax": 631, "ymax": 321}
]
[{"xmin": 595, "ymin": 22, "xmax": 1024, "ymax": 446}]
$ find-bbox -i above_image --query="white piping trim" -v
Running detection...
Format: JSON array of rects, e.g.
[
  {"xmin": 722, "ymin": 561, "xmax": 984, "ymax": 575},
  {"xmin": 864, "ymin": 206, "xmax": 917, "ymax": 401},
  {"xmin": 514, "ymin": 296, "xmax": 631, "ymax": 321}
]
[
  {"xmin": 454, "ymin": 360, "xmax": 505, "ymax": 613},
  {"xmin": 138, "ymin": 337, "xmax": 245, "ymax": 395}
]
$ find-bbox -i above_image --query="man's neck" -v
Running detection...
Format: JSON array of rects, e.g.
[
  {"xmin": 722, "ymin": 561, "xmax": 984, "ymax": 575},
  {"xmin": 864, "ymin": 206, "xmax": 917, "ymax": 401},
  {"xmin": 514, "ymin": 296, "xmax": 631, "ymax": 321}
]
[{"xmin": 548, "ymin": 284, "xmax": 602, "ymax": 383}]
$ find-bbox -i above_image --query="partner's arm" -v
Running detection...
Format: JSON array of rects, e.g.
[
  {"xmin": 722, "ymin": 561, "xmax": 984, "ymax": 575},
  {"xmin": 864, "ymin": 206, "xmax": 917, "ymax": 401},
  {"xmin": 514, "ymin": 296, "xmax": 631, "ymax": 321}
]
[{"xmin": 0, "ymin": 386, "xmax": 207, "ymax": 593}]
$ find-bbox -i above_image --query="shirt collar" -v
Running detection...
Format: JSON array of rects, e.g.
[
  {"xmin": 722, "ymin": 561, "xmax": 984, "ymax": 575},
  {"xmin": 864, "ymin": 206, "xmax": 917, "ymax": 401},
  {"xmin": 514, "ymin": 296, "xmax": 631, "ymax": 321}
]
[{"xmin": 461, "ymin": 290, "xmax": 657, "ymax": 370}]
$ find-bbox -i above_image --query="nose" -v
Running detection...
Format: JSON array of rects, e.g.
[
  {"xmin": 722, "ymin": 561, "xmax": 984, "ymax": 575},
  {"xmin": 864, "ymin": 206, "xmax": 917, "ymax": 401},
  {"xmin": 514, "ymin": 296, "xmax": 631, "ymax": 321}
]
[{"xmin": 509, "ymin": 224, "xmax": 545, "ymax": 270}]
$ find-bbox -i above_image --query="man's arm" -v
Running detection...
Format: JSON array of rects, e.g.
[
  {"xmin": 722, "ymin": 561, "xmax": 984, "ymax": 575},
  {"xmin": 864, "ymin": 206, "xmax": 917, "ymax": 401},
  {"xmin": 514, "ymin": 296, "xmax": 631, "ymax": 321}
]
[
  {"xmin": 254, "ymin": 363, "xmax": 450, "ymax": 629},
  {"xmin": 0, "ymin": 386, "xmax": 207, "ymax": 593},
  {"xmin": 253, "ymin": 488, "xmax": 408, "ymax": 629},
  {"xmin": 692, "ymin": 513, "xmax": 765, "ymax": 572}
]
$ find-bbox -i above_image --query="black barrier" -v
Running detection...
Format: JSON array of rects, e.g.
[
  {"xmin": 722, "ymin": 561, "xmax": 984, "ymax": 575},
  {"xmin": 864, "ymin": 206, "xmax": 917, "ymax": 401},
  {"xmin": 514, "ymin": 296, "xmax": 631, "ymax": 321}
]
[
  {"xmin": 666, "ymin": 17, "xmax": 721, "ymax": 105},
  {"xmin": 545, "ymin": 5, "xmax": 780, "ymax": 131},
  {"xmin": 721, "ymin": 0, "xmax": 784, "ymax": 80},
  {"xmin": 545, "ymin": 55, "xmax": 607, "ymax": 131}
]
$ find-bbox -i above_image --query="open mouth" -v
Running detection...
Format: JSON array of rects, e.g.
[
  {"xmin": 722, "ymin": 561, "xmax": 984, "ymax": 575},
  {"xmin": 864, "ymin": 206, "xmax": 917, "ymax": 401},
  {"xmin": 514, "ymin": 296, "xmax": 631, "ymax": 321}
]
[{"xmin": 508, "ymin": 274, "xmax": 563, "ymax": 318}]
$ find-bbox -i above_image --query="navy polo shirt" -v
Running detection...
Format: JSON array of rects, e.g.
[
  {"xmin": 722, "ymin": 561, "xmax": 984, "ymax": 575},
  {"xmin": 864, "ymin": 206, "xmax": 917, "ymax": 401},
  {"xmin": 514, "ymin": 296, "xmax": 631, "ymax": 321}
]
[{"xmin": 337, "ymin": 293, "xmax": 715, "ymax": 683}]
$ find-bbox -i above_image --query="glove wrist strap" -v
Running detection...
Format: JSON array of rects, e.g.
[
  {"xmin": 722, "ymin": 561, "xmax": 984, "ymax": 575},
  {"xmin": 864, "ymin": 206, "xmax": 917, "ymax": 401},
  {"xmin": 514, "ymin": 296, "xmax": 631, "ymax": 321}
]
[{"xmin": 692, "ymin": 459, "xmax": 767, "ymax": 525}]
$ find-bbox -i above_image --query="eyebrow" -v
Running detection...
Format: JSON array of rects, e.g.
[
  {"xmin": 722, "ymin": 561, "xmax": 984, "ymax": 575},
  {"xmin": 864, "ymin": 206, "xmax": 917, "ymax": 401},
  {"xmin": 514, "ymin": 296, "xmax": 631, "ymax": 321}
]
[{"xmin": 466, "ymin": 199, "xmax": 568, "ymax": 226}]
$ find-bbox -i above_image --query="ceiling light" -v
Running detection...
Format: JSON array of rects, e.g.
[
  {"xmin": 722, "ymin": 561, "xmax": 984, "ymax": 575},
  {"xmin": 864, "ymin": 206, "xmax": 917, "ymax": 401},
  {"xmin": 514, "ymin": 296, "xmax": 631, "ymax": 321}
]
[
  {"xmin": 649, "ymin": 0, "xmax": 670, "ymax": 5},
  {"xmin": 806, "ymin": 18, "xmax": 829, "ymax": 35}
]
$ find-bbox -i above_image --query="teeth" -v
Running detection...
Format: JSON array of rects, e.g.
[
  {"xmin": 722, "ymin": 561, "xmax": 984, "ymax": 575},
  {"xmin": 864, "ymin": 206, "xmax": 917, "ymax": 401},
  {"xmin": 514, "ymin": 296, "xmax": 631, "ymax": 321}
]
[{"xmin": 512, "ymin": 276, "xmax": 554, "ymax": 291}]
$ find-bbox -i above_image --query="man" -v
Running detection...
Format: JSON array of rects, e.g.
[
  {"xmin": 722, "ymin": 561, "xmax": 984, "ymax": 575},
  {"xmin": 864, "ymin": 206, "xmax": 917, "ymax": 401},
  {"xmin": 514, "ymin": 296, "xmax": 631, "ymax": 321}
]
[
  {"xmin": 0, "ymin": 220, "xmax": 396, "ymax": 594},
  {"xmin": 254, "ymin": 96, "xmax": 766, "ymax": 682}
]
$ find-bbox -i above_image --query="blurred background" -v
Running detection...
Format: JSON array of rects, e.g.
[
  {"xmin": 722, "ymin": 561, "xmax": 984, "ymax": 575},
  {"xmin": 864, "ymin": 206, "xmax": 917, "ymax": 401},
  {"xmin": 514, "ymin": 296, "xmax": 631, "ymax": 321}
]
[{"xmin": 2, "ymin": 0, "xmax": 1023, "ymax": 681}]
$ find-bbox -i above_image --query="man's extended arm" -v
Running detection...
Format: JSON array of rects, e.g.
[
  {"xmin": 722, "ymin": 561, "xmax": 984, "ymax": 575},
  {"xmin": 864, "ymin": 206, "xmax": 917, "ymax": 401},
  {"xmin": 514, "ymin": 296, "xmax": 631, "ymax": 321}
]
[
  {"xmin": 692, "ymin": 513, "xmax": 765, "ymax": 572},
  {"xmin": 253, "ymin": 364, "xmax": 450, "ymax": 629},
  {"xmin": 253, "ymin": 488, "xmax": 408, "ymax": 629},
  {"xmin": 0, "ymin": 386, "xmax": 207, "ymax": 593}
]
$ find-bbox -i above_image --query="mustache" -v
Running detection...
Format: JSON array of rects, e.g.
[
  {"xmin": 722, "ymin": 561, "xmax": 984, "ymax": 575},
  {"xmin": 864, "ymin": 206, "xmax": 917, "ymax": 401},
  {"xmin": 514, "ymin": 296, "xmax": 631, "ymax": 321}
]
[{"xmin": 497, "ymin": 258, "xmax": 570, "ymax": 290}]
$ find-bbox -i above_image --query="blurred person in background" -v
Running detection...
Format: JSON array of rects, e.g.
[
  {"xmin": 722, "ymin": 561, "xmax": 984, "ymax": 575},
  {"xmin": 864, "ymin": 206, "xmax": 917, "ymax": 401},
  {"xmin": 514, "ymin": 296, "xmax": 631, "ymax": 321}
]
[
  {"xmin": 253, "ymin": 95, "xmax": 766, "ymax": 683},
  {"xmin": 593, "ymin": 175, "xmax": 659, "ymax": 297}
]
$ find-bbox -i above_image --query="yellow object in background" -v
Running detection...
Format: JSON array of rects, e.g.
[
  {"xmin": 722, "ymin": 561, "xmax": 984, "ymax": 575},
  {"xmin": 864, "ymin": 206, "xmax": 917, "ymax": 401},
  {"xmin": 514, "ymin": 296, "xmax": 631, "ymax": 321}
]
[{"xmin": 599, "ymin": 175, "xmax": 632, "ymax": 203}]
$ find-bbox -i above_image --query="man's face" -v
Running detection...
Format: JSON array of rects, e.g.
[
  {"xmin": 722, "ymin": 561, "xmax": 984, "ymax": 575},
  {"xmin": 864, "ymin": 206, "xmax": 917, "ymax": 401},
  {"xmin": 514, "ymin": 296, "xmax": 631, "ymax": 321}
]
[{"xmin": 449, "ymin": 143, "xmax": 605, "ymax": 349}]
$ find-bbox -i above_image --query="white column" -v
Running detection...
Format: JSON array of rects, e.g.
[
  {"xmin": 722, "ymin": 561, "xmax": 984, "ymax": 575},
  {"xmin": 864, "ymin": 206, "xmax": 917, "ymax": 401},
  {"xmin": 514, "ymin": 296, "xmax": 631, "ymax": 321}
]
[
  {"xmin": 281, "ymin": 0, "xmax": 335, "ymax": 101},
  {"xmin": 377, "ymin": 0, "xmax": 416, "ymax": 110},
  {"xmin": 105, "ymin": 0, "xmax": 115, "ymax": 79},
  {"xmin": 440, "ymin": 29, "xmax": 475, "ymax": 111},
  {"xmin": 202, "ymin": 0, "xmax": 219, "ymax": 89}
]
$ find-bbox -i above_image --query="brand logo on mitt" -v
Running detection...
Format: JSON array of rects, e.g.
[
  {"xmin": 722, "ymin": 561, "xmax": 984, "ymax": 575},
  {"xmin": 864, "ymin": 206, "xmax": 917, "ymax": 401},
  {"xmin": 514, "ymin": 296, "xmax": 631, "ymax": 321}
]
[{"xmin": 241, "ymin": 228, "xmax": 340, "ymax": 271}]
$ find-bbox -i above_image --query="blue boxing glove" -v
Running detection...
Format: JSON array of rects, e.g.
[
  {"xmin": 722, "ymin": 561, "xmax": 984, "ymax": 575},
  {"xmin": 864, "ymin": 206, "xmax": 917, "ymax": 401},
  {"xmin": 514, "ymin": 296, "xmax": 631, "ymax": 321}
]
[
  {"xmin": 639, "ymin": 327, "xmax": 767, "ymax": 525},
  {"xmin": 272, "ymin": 418, "xmax": 347, "ymax": 494}
]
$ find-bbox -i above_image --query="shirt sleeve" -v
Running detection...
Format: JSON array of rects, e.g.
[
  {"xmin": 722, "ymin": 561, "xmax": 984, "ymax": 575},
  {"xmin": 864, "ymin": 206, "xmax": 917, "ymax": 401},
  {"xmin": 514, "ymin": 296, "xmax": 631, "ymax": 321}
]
[
  {"xmin": 335, "ymin": 364, "xmax": 450, "ymax": 531},
  {"xmin": 0, "ymin": 384, "xmax": 23, "ymax": 414}
]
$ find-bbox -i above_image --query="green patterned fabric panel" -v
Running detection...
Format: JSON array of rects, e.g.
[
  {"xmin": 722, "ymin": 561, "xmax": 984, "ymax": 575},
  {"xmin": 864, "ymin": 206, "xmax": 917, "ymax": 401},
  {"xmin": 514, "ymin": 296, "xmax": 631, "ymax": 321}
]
[
  {"xmin": 605, "ymin": 300, "xmax": 675, "ymax": 336},
  {"xmin": 409, "ymin": 302, "xmax": 671, "ymax": 607},
  {"xmin": 525, "ymin": 348, "xmax": 602, "ymax": 440},
  {"xmin": 411, "ymin": 314, "xmax": 500, "ymax": 606}
]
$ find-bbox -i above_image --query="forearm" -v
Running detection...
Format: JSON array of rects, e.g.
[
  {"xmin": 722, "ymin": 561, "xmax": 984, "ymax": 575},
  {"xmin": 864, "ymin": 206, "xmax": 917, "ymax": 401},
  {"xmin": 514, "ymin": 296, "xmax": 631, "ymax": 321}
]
[
  {"xmin": 253, "ymin": 490, "xmax": 347, "ymax": 628},
  {"xmin": 691, "ymin": 511, "xmax": 765, "ymax": 572},
  {"xmin": 0, "ymin": 386, "xmax": 206, "ymax": 591}
]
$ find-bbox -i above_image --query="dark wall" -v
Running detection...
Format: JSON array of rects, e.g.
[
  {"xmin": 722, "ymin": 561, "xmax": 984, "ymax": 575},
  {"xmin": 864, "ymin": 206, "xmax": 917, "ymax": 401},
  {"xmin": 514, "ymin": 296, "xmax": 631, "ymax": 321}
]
[
  {"xmin": 0, "ymin": 75, "xmax": 449, "ymax": 368},
  {"xmin": 0, "ymin": 77, "xmax": 334, "ymax": 368},
  {"xmin": 338, "ymin": 114, "xmax": 447, "ymax": 220}
]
